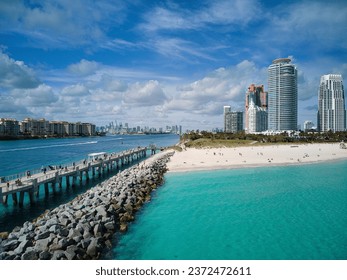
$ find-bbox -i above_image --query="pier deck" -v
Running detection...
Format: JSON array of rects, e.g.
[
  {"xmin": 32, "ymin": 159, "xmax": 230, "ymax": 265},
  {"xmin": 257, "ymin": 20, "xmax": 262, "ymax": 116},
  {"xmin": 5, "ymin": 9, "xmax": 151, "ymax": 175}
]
[{"xmin": 0, "ymin": 147, "xmax": 147, "ymax": 206}]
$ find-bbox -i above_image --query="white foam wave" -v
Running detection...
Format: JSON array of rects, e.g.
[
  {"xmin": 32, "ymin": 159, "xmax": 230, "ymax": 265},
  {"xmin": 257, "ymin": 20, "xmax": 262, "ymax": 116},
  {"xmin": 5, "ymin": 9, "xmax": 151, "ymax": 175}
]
[{"xmin": 0, "ymin": 141, "xmax": 98, "ymax": 153}]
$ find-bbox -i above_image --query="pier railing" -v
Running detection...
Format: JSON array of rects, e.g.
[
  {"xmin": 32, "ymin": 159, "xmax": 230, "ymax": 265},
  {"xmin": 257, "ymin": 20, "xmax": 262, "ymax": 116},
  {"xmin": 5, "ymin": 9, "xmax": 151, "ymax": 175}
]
[
  {"xmin": 0, "ymin": 147, "xmax": 148, "ymax": 183},
  {"xmin": 0, "ymin": 147, "xmax": 148, "ymax": 205}
]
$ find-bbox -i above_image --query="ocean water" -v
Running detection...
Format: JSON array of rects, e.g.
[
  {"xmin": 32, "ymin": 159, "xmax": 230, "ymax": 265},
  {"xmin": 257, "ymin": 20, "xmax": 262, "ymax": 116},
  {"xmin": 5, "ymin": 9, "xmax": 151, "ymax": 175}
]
[
  {"xmin": 0, "ymin": 134, "xmax": 179, "ymax": 177},
  {"xmin": 112, "ymin": 160, "xmax": 347, "ymax": 260},
  {"xmin": 0, "ymin": 134, "xmax": 179, "ymax": 232}
]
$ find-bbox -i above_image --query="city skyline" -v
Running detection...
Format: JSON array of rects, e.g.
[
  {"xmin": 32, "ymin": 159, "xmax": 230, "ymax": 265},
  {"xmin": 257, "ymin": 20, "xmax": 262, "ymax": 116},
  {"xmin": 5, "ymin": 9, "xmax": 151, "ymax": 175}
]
[
  {"xmin": 1, "ymin": 0, "xmax": 347, "ymax": 130},
  {"xmin": 0, "ymin": 116, "xmax": 182, "ymax": 136}
]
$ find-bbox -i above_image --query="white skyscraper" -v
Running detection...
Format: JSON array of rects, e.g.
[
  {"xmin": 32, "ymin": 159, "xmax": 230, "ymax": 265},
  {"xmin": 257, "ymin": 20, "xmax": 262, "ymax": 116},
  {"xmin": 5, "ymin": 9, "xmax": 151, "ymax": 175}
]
[
  {"xmin": 318, "ymin": 74, "xmax": 346, "ymax": 132},
  {"xmin": 248, "ymin": 100, "xmax": 268, "ymax": 133},
  {"xmin": 268, "ymin": 58, "xmax": 298, "ymax": 131},
  {"xmin": 245, "ymin": 84, "xmax": 268, "ymax": 133}
]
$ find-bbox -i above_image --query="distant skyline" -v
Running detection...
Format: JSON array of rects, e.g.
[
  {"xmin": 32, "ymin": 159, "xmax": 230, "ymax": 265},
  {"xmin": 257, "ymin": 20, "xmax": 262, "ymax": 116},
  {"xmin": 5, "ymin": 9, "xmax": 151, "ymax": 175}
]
[{"xmin": 1, "ymin": 0, "xmax": 346, "ymax": 130}]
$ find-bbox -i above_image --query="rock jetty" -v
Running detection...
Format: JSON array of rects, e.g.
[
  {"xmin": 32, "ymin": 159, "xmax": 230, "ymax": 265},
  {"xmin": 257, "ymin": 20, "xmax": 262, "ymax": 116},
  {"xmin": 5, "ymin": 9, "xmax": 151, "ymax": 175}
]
[{"xmin": 0, "ymin": 151, "xmax": 174, "ymax": 260}]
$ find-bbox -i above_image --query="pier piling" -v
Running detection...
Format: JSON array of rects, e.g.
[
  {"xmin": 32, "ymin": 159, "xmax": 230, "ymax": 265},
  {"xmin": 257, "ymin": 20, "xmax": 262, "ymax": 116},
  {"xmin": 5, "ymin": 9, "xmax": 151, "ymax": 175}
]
[
  {"xmin": 12, "ymin": 193, "xmax": 18, "ymax": 205},
  {"xmin": 44, "ymin": 183, "xmax": 49, "ymax": 196},
  {"xmin": 19, "ymin": 191, "xmax": 25, "ymax": 207},
  {"xmin": 0, "ymin": 147, "xmax": 147, "ymax": 206},
  {"xmin": 28, "ymin": 188, "xmax": 35, "ymax": 205}
]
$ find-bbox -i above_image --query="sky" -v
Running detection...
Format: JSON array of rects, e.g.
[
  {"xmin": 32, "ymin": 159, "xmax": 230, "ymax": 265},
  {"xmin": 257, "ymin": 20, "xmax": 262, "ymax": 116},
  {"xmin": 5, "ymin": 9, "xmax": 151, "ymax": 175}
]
[{"xmin": 0, "ymin": 0, "xmax": 347, "ymax": 131}]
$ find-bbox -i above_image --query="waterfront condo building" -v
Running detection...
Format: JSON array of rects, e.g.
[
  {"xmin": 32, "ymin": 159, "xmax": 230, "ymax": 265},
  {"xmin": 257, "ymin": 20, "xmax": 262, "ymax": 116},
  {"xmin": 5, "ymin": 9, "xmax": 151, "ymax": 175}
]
[
  {"xmin": 0, "ymin": 118, "xmax": 20, "ymax": 136},
  {"xmin": 317, "ymin": 74, "xmax": 346, "ymax": 132},
  {"xmin": 245, "ymin": 84, "xmax": 268, "ymax": 133},
  {"xmin": 268, "ymin": 58, "xmax": 298, "ymax": 131},
  {"xmin": 20, "ymin": 118, "xmax": 49, "ymax": 136},
  {"xmin": 224, "ymin": 106, "xmax": 243, "ymax": 133}
]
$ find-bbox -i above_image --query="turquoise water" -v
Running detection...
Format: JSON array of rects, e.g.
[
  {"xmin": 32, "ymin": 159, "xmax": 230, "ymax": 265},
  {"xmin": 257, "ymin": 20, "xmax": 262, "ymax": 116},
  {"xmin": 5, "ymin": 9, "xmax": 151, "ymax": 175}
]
[{"xmin": 113, "ymin": 160, "xmax": 347, "ymax": 260}]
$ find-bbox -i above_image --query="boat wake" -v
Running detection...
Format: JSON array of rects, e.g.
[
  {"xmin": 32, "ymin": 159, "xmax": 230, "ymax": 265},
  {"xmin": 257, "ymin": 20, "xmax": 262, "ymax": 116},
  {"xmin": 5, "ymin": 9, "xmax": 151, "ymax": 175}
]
[
  {"xmin": 99, "ymin": 137, "xmax": 123, "ymax": 142},
  {"xmin": 0, "ymin": 141, "xmax": 98, "ymax": 153}
]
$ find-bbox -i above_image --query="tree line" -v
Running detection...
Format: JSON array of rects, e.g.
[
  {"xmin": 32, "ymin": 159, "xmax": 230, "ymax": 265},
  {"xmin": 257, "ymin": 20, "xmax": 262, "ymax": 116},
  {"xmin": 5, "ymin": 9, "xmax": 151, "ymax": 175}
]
[{"xmin": 181, "ymin": 130, "xmax": 347, "ymax": 144}]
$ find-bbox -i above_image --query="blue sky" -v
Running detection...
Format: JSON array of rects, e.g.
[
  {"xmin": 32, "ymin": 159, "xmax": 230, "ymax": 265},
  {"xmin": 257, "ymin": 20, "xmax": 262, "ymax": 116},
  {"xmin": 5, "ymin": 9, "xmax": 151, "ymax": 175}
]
[{"xmin": 0, "ymin": 0, "xmax": 346, "ymax": 130}]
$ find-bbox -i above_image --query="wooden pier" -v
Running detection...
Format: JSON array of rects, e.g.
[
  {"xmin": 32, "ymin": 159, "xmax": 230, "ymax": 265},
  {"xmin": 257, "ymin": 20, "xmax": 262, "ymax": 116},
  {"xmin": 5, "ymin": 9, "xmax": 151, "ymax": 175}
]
[{"xmin": 0, "ymin": 147, "xmax": 147, "ymax": 206}]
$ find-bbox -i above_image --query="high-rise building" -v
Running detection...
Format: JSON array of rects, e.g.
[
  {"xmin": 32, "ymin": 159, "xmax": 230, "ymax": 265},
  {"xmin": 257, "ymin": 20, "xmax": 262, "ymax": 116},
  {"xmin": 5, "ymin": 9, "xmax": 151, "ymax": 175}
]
[
  {"xmin": 303, "ymin": 120, "xmax": 314, "ymax": 132},
  {"xmin": 268, "ymin": 58, "xmax": 298, "ymax": 131},
  {"xmin": 245, "ymin": 84, "xmax": 268, "ymax": 133},
  {"xmin": 0, "ymin": 118, "xmax": 20, "ymax": 136},
  {"xmin": 20, "ymin": 118, "xmax": 49, "ymax": 136},
  {"xmin": 224, "ymin": 106, "xmax": 243, "ymax": 133},
  {"xmin": 317, "ymin": 74, "xmax": 346, "ymax": 132}
]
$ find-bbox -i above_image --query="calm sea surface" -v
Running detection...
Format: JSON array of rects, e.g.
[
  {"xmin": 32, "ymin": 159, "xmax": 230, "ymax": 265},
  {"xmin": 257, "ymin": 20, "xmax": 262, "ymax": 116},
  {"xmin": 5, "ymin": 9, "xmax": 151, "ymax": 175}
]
[
  {"xmin": 0, "ymin": 134, "xmax": 179, "ymax": 232},
  {"xmin": 112, "ymin": 160, "xmax": 347, "ymax": 260}
]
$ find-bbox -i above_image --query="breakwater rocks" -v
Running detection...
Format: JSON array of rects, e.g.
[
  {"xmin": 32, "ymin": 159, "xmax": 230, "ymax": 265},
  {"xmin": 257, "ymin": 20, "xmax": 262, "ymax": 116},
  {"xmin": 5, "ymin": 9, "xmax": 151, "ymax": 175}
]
[{"xmin": 0, "ymin": 151, "xmax": 174, "ymax": 260}]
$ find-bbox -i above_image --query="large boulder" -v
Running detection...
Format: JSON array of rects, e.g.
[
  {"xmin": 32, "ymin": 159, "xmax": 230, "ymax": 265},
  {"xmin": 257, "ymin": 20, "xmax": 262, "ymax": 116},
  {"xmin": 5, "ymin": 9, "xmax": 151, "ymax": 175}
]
[
  {"xmin": 1, "ymin": 239, "xmax": 19, "ymax": 251},
  {"xmin": 14, "ymin": 240, "xmax": 33, "ymax": 255},
  {"xmin": 86, "ymin": 237, "xmax": 103, "ymax": 258},
  {"xmin": 34, "ymin": 237, "xmax": 50, "ymax": 252},
  {"xmin": 21, "ymin": 249, "xmax": 39, "ymax": 260},
  {"xmin": 0, "ymin": 232, "xmax": 9, "ymax": 239}
]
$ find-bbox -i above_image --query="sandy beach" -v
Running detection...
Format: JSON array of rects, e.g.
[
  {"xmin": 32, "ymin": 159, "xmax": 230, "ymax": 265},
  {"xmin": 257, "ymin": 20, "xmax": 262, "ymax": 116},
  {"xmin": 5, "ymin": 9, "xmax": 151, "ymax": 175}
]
[{"xmin": 166, "ymin": 143, "xmax": 347, "ymax": 172}]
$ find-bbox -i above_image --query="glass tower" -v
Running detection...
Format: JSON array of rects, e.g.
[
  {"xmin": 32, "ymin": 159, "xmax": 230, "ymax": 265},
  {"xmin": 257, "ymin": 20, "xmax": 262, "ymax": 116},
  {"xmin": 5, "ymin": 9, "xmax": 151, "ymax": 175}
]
[
  {"xmin": 317, "ymin": 74, "xmax": 346, "ymax": 132},
  {"xmin": 268, "ymin": 58, "xmax": 297, "ymax": 131}
]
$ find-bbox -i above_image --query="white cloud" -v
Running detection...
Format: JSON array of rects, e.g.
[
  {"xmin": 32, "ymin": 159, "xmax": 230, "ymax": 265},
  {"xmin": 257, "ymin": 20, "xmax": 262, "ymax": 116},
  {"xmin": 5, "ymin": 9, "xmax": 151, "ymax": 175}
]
[
  {"xmin": 67, "ymin": 59, "xmax": 100, "ymax": 76},
  {"xmin": 140, "ymin": 7, "xmax": 195, "ymax": 32},
  {"xmin": 101, "ymin": 38, "xmax": 142, "ymax": 52},
  {"xmin": 0, "ymin": 0, "xmax": 127, "ymax": 47},
  {"xmin": 11, "ymin": 84, "xmax": 58, "ymax": 107},
  {"xmin": 0, "ymin": 95, "xmax": 31, "ymax": 115},
  {"xmin": 61, "ymin": 84, "xmax": 91, "ymax": 96},
  {"xmin": 140, "ymin": 0, "xmax": 260, "ymax": 32},
  {"xmin": 0, "ymin": 51, "xmax": 40, "ymax": 89},
  {"xmin": 124, "ymin": 80, "xmax": 168, "ymax": 106},
  {"xmin": 97, "ymin": 75, "xmax": 128, "ymax": 92},
  {"xmin": 89, "ymin": 88, "xmax": 123, "ymax": 102},
  {"xmin": 198, "ymin": 0, "xmax": 261, "ymax": 26},
  {"xmin": 152, "ymin": 38, "xmax": 216, "ymax": 61},
  {"xmin": 165, "ymin": 60, "xmax": 267, "ymax": 114}
]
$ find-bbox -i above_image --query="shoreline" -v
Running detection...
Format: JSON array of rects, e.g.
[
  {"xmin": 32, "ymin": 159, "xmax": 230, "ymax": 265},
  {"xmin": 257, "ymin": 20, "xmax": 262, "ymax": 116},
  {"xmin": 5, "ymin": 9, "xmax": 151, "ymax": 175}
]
[
  {"xmin": 167, "ymin": 157, "xmax": 347, "ymax": 174},
  {"xmin": 166, "ymin": 143, "xmax": 347, "ymax": 173}
]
